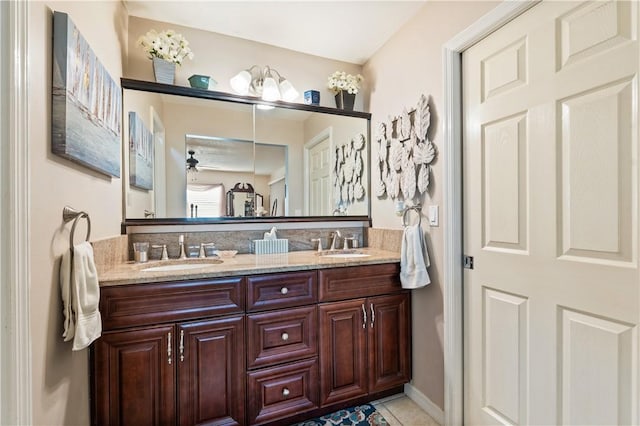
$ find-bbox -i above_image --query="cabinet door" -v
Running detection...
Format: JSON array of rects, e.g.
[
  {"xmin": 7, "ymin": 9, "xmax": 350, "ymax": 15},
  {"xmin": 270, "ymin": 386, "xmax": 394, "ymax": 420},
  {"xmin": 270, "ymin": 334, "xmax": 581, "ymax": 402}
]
[
  {"xmin": 178, "ymin": 316, "xmax": 245, "ymax": 426},
  {"xmin": 319, "ymin": 299, "xmax": 368, "ymax": 406},
  {"xmin": 92, "ymin": 325, "xmax": 176, "ymax": 426},
  {"xmin": 368, "ymin": 293, "xmax": 411, "ymax": 393}
]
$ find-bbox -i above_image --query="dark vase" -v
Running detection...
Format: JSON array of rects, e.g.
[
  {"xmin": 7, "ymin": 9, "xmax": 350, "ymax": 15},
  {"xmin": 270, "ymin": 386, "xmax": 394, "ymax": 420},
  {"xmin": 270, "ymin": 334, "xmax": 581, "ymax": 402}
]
[{"xmin": 334, "ymin": 91, "xmax": 356, "ymax": 111}]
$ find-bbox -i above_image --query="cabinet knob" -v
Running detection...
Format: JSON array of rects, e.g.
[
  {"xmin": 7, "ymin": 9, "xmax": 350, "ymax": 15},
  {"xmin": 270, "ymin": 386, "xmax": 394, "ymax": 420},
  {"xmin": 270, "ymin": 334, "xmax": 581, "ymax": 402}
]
[
  {"xmin": 281, "ymin": 332, "xmax": 289, "ymax": 341},
  {"xmin": 282, "ymin": 388, "xmax": 290, "ymax": 397},
  {"xmin": 280, "ymin": 287, "xmax": 289, "ymax": 295}
]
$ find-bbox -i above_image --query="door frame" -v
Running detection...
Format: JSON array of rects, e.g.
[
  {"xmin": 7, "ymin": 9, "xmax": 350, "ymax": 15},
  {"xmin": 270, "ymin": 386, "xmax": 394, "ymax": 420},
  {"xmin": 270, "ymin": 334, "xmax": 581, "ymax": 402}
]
[
  {"xmin": 303, "ymin": 127, "xmax": 332, "ymax": 215},
  {"xmin": 441, "ymin": 1, "xmax": 539, "ymax": 424},
  {"xmin": 0, "ymin": 0, "xmax": 31, "ymax": 424},
  {"xmin": 151, "ymin": 106, "xmax": 166, "ymax": 218}
]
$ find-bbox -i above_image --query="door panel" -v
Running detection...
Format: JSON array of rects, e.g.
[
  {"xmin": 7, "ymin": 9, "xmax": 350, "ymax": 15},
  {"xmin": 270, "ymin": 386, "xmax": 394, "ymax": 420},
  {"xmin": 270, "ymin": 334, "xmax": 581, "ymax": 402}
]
[
  {"xmin": 178, "ymin": 316, "xmax": 245, "ymax": 426},
  {"xmin": 463, "ymin": 1, "xmax": 639, "ymax": 424},
  {"xmin": 319, "ymin": 299, "xmax": 367, "ymax": 406},
  {"xmin": 93, "ymin": 325, "xmax": 176, "ymax": 426},
  {"xmin": 368, "ymin": 293, "xmax": 411, "ymax": 393},
  {"xmin": 309, "ymin": 135, "xmax": 331, "ymax": 216}
]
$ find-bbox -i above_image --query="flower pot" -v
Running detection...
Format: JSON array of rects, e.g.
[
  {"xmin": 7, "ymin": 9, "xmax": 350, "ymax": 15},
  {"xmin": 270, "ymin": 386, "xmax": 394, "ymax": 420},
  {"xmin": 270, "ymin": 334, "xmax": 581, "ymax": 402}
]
[
  {"xmin": 334, "ymin": 91, "xmax": 355, "ymax": 111},
  {"xmin": 152, "ymin": 57, "xmax": 175, "ymax": 84}
]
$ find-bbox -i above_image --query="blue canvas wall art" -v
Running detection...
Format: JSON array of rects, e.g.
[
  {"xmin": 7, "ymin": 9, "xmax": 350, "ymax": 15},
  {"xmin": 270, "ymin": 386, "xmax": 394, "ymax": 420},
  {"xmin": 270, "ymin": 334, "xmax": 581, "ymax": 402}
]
[
  {"xmin": 52, "ymin": 11, "xmax": 121, "ymax": 177},
  {"xmin": 128, "ymin": 112, "xmax": 154, "ymax": 190}
]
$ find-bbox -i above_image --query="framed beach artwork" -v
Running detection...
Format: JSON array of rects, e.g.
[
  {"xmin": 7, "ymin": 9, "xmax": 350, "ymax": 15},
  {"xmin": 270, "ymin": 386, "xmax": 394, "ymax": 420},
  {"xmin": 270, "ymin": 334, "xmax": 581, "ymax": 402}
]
[
  {"xmin": 51, "ymin": 11, "xmax": 121, "ymax": 177},
  {"xmin": 128, "ymin": 112, "xmax": 154, "ymax": 190}
]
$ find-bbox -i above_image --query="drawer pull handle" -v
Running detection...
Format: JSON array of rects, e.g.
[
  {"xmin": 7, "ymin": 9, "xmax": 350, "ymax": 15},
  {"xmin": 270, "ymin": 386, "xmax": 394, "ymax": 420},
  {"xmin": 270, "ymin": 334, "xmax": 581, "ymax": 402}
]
[
  {"xmin": 280, "ymin": 287, "xmax": 289, "ymax": 295},
  {"xmin": 167, "ymin": 332, "xmax": 172, "ymax": 365},
  {"xmin": 179, "ymin": 330, "xmax": 185, "ymax": 362},
  {"xmin": 362, "ymin": 304, "xmax": 367, "ymax": 329},
  {"xmin": 282, "ymin": 388, "xmax": 290, "ymax": 397},
  {"xmin": 281, "ymin": 332, "xmax": 289, "ymax": 341}
]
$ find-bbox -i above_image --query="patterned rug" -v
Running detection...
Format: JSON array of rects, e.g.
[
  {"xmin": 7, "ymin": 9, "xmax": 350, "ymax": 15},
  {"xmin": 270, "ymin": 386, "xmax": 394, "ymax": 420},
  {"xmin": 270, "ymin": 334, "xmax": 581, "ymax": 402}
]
[{"xmin": 293, "ymin": 403, "xmax": 389, "ymax": 426}]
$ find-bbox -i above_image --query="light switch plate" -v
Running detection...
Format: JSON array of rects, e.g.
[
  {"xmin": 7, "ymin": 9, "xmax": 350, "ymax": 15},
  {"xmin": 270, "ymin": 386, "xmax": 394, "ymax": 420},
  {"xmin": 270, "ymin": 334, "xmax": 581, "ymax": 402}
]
[{"xmin": 429, "ymin": 205, "xmax": 439, "ymax": 226}]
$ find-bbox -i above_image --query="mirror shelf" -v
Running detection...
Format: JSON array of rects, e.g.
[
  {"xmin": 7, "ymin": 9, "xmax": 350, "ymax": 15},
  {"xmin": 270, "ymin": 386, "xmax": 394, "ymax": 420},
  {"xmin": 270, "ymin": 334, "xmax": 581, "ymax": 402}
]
[
  {"xmin": 122, "ymin": 78, "xmax": 372, "ymax": 226},
  {"xmin": 121, "ymin": 78, "xmax": 371, "ymax": 119}
]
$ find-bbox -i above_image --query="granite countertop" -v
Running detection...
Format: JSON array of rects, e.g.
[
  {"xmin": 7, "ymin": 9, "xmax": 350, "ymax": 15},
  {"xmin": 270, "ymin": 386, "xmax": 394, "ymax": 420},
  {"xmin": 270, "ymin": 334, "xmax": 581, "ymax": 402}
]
[{"xmin": 98, "ymin": 248, "xmax": 401, "ymax": 287}]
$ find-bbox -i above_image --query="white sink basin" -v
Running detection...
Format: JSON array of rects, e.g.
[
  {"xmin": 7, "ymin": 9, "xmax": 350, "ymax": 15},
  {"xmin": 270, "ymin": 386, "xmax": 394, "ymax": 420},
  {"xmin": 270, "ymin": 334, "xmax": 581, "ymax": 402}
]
[
  {"xmin": 141, "ymin": 260, "xmax": 222, "ymax": 272},
  {"xmin": 321, "ymin": 253, "xmax": 371, "ymax": 259}
]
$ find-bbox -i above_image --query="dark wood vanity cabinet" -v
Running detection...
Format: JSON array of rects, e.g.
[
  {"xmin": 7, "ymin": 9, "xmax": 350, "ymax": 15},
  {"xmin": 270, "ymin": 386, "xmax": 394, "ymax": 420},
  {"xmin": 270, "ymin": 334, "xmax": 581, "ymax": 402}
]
[
  {"xmin": 318, "ymin": 264, "xmax": 411, "ymax": 407},
  {"xmin": 92, "ymin": 277, "xmax": 245, "ymax": 426},
  {"xmin": 92, "ymin": 264, "xmax": 410, "ymax": 426},
  {"xmin": 318, "ymin": 295, "xmax": 412, "ymax": 406}
]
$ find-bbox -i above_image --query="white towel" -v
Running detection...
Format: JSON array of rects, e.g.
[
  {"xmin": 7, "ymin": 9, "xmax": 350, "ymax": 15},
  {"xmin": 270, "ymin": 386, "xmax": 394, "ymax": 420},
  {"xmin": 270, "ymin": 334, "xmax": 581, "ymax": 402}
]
[
  {"xmin": 400, "ymin": 224, "xmax": 431, "ymax": 289},
  {"xmin": 60, "ymin": 241, "xmax": 102, "ymax": 350}
]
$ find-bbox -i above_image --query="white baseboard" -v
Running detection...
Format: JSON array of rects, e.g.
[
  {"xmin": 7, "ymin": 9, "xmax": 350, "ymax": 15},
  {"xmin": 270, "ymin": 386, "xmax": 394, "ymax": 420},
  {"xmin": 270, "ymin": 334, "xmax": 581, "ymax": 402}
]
[{"xmin": 404, "ymin": 383, "xmax": 445, "ymax": 426}]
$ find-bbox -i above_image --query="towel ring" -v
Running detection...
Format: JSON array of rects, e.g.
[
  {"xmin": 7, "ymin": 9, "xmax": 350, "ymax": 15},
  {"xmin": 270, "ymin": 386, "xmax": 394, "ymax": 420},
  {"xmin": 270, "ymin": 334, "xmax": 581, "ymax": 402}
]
[
  {"xmin": 62, "ymin": 206, "xmax": 91, "ymax": 250},
  {"xmin": 402, "ymin": 206, "xmax": 422, "ymax": 227}
]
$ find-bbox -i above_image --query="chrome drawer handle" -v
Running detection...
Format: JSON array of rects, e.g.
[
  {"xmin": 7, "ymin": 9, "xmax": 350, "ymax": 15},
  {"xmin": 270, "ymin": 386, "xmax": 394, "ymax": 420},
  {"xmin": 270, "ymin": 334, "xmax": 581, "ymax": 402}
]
[
  {"xmin": 282, "ymin": 388, "xmax": 290, "ymax": 397},
  {"xmin": 370, "ymin": 303, "xmax": 375, "ymax": 328},
  {"xmin": 179, "ymin": 330, "xmax": 185, "ymax": 362},
  {"xmin": 167, "ymin": 332, "xmax": 172, "ymax": 365},
  {"xmin": 362, "ymin": 304, "xmax": 367, "ymax": 329},
  {"xmin": 280, "ymin": 287, "xmax": 289, "ymax": 295},
  {"xmin": 281, "ymin": 332, "xmax": 289, "ymax": 341}
]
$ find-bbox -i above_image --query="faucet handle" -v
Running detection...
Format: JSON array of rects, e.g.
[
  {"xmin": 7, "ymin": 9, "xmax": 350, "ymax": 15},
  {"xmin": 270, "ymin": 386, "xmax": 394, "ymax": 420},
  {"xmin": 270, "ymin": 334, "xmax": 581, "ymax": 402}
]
[
  {"xmin": 152, "ymin": 244, "xmax": 169, "ymax": 261},
  {"xmin": 343, "ymin": 237, "xmax": 357, "ymax": 250},
  {"xmin": 311, "ymin": 238, "xmax": 322, "ymax": 252},
  {"xmin": 199, "ymin": 242, "xmax": 216, "ymax": 258}
]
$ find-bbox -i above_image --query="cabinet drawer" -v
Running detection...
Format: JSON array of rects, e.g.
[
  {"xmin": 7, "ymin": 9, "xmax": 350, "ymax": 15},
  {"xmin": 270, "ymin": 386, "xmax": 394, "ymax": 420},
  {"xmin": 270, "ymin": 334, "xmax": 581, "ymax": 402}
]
[
  {"xmin": 247, "ymin": 358, "xmax": 318, "ymax": 425},
  {"xmin": 100, "ymin": 277, "xmax": 244, "ymax": 330},
  {"xmin": 318, "ymin": 263, "xmax": 401, "ymax": 302},
  {"xmin": 246, "ymin": 271, "xmax": 317, "ymax": 312},
  {"xmin": 247, "ymin": 306, "xmax": 317, "ymax": 369}
]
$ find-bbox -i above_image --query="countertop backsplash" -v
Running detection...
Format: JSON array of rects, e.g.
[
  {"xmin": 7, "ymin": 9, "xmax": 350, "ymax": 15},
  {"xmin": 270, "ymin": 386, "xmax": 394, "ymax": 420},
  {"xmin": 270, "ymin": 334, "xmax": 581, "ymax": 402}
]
[
  {"xmin": 89, "ymin": 226, "xmax": 407, "ymax": 268},
  {"xmin": 91, "ymin": 234, "xmax": 128, "ymax": 274},
  {"xmin": 128, "ymin": 226, "xmax": 367, "ymax": 261}
]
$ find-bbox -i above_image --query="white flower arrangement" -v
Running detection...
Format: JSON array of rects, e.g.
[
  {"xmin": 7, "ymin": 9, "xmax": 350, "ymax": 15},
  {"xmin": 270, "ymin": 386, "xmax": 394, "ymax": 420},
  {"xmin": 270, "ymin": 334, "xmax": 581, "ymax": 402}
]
[
  {"xmin": 327, "ymin": 71, "xmax": 364, "ymax": 95},
  {"xmin": 137, "ymin": 29, "xmax": 194, "ymax": 66}
]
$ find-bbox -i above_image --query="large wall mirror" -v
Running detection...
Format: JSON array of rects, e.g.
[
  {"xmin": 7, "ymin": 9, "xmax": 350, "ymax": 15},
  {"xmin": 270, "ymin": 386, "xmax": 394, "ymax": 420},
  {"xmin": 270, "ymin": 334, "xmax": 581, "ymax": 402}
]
[{"xmin": 122, "ymin": 79, "xmax": 371, "ymax": 223}]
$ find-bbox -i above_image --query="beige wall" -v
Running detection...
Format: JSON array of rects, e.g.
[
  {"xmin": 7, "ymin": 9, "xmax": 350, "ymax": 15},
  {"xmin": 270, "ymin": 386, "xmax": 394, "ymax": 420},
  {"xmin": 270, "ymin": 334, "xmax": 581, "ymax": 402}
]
[
  {"xmin": 29, "ymin": 1, "xmax": 126, "ymax": 424},
  {"xmin": 127, "ymin": 16, "xmax": 364, "ymax": 110},
  {"xmin": 364, "ymin": 0, "xmax": 499, "ymax": 409}
]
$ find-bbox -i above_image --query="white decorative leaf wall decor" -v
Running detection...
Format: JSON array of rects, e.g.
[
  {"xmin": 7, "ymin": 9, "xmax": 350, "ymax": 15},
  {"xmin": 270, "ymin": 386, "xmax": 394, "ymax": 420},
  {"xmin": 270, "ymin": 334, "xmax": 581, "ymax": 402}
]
[
  {"xmin": 374, "ymin": 93, "xmax": 437, "ymax": 202},
  {"xmin": 333, "ymin": 132, "xmax": 367, "ymax": 211}
]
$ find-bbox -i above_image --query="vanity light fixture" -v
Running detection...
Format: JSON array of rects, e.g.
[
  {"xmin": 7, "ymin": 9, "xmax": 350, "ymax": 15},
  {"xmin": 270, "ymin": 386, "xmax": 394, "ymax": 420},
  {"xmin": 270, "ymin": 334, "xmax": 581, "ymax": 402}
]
[
  {"xmin": 186, "ymin": 149, "xmax": 199, "ymax": 173},
  {"xmin": 230, "ymin": 65, "xmax": 299, "ymax": 102}
]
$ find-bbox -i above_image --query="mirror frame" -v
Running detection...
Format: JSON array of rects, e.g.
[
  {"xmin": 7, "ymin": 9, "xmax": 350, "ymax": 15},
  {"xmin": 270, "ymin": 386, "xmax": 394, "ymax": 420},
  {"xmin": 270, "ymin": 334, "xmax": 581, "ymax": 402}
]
[{"xmin": 121, "ymin": 78, "xmax": 372, "ymax": 227}]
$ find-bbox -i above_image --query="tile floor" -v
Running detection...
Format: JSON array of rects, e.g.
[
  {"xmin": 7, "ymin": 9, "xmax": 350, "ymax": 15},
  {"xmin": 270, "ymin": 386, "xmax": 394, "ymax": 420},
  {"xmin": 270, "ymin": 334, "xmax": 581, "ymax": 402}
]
[{"xmin": 372, "ymin": 394, "xmax": 440, "ymax": 426}]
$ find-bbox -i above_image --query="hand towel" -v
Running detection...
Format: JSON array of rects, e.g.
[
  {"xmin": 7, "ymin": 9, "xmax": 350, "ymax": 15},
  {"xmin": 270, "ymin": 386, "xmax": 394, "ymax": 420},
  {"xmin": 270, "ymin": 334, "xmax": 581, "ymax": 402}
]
[
  {"xmin": 60, "ymin": 241, "xmax": 102, "ymax": 350},
  {"xmin": 400, "ymin": 224, "xmax": 431, "ymax": 289}
]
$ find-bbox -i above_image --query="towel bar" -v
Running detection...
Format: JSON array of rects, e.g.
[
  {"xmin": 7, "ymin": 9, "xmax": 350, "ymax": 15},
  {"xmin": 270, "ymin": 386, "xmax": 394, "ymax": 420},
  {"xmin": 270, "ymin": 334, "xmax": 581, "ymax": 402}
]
[
  {"xmin": 62, "ymin": 206, "xmax": 91, "ymax": 250},
  {"xmin": 402, "ymin": 205, "xmax": 422, "ymax": 227}
]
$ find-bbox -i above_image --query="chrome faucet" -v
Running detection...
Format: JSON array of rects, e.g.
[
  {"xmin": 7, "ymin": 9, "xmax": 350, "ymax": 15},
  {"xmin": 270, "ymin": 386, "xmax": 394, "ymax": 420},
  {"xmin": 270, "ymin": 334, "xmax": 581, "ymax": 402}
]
[{"xmin": 329, "ymin": 230, "xmax": 342, "ymax": 251}]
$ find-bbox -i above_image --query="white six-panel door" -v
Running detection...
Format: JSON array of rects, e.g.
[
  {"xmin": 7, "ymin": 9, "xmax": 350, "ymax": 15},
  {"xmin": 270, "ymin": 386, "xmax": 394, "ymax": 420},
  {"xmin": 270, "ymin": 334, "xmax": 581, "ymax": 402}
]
[
  {"xmin": 308, "ymin": 135, "xmax": 332, "ymax": 215},
  {"xmin": 463, "ymin": 1, "xmax": 639, "ymax": 424}
]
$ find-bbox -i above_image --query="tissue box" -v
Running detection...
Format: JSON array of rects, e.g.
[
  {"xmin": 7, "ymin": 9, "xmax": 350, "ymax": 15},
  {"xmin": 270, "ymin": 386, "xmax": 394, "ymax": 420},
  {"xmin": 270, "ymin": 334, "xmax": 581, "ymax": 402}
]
[
  {"xmin": 304, "ymin": 90, "xmax": 320, "ymax": 106},
  {"xmin": 254, "ymin": 239, "xmax": 288, "ymax": 255}
]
